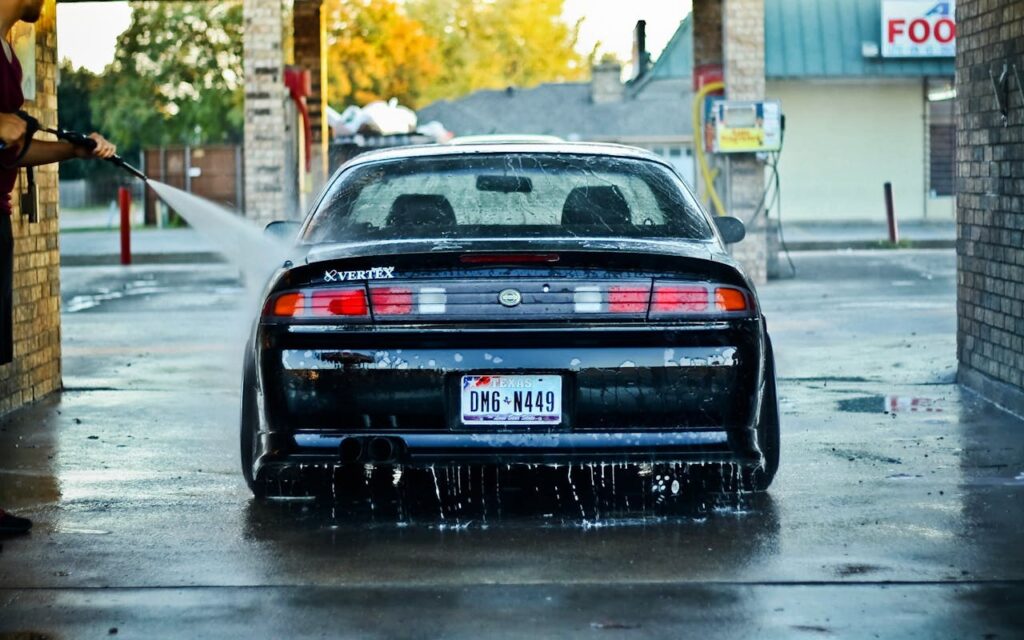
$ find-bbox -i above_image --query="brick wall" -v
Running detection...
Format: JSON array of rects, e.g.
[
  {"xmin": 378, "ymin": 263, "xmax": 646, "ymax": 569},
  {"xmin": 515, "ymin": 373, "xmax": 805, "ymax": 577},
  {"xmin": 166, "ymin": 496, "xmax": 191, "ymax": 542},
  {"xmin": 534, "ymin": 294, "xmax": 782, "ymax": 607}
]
[
  {"xmin": 694, "ymin": 0, "xmax": 768, "ymax": 285},
  {"xmin": 293, "ymin": 0, "xmax": 328, "ymax": 194},
  {"xmin": 693, "ymin": 0, "xmax": 723, "ymax": 69},
  {"xmin": 955, "ymin": 0, "xmax": 1024, "ymax": 412},
  {"xmin": 0, "ymin": 0, "xmax": 61, "ymax": 414},
  {"xmin": 243, "ymin": 0, "xmax": 291, "ymax": 223}
]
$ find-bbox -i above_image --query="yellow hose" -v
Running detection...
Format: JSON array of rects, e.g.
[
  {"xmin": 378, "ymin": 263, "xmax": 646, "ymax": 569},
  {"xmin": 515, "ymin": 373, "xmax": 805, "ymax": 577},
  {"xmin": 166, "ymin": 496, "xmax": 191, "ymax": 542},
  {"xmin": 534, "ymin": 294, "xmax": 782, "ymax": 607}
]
[{"xmin": 692, "ymin": 80, "xmax": 727, "ymax": 217}]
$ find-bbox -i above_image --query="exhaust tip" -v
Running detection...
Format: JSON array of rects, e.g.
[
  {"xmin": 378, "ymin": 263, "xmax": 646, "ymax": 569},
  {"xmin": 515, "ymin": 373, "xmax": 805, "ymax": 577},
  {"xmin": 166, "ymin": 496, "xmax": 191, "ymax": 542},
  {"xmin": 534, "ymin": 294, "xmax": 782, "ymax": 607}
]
[
  {"xmin": 368, "ymin": 437, "xmax": 396, "ymax": 463},
  {"xmin": 340, "ymin": 437, "xmax": 364, "ymax": 463}
]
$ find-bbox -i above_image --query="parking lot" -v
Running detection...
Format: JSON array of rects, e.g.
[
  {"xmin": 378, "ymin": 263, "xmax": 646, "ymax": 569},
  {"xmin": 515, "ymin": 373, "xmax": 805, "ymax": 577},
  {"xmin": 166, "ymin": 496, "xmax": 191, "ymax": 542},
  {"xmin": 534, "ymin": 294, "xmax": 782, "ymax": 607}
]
[{"xmin": 1, "ymin": 249, "xmax": 1022, "ymax": 638}]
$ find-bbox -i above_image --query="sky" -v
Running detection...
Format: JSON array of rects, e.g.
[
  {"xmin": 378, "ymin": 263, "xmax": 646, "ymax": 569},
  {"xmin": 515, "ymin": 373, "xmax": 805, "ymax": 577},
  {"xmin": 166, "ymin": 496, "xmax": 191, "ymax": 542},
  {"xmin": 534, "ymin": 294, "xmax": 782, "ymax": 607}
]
[{"xmin": 57, "ymin": 1, "xmax": 692, "ymax": 74}]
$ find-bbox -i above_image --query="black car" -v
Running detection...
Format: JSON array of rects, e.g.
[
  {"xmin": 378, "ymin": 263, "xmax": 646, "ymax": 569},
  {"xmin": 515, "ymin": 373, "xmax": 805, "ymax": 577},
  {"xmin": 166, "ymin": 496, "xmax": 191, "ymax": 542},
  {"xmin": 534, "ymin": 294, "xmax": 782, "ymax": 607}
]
[{"xmin": 241, "ymin": 142, "xmax": 779, "ymax": 498}]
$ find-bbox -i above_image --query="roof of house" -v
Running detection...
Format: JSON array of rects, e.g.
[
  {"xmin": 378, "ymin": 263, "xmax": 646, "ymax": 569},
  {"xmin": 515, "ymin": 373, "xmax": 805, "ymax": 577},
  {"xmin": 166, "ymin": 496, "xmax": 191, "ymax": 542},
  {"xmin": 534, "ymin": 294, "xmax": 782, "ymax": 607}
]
[
  {"xmin": 637, "ymin": 0, "xmax": 954, "ymax": 81},
  {"xmin": 417, "ymin": 0, "xmax": 954, "ymax": 140},
  {"xmin": 646, "ymin": 17, "xmax": 693, "ymax": 81},
  {"xmin": 765, "ymin": 0, "xmax": 954, "ymax": 78},
  {"xmin": 417, "ymin": 81, "xmax": 693, "ymax": 141}
]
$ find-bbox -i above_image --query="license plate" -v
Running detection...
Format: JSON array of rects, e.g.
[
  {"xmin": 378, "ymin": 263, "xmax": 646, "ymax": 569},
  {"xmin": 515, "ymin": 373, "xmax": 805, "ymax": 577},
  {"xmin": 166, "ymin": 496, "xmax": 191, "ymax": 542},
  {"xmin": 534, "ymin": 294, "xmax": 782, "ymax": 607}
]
[{"xmin": 461, "ymin": 375, "xmax": 562, "ymax": 425}]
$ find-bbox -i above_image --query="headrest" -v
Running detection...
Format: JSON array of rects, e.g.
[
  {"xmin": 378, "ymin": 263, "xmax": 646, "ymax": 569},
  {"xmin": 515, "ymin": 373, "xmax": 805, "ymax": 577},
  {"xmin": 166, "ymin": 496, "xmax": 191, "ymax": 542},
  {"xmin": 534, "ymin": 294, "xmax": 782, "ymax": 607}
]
[
  {"xmin": 561, "ymin": 186, "xmax": 631, "ymax": 227},
  {"xmin": 386, "ymin": 194, "xmax": 457, "ymax": 228}
]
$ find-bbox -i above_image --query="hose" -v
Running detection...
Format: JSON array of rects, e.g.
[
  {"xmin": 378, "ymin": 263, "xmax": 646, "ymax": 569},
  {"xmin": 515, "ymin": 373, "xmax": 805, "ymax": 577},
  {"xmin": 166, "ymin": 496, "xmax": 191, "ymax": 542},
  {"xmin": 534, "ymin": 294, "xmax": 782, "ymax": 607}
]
[
  {"xmin": 692, "ymin": 80, "xmax": 727, "ymax": 217},
  {"xmin": 0, "ymin": 111, "xmax": 147, "ymax": 181}
]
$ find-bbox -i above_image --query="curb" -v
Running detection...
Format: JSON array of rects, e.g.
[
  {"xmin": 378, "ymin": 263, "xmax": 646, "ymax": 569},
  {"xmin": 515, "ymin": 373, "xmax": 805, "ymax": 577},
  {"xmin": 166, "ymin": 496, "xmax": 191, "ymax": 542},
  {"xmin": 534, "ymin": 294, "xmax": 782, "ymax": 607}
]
[
  {"xmin": 785, "ymin": 239, "xmax": 955, "ymax": 251},
  {"xmin": 61, "ymin": 252, "xmax": 226, "ymax": 267}
]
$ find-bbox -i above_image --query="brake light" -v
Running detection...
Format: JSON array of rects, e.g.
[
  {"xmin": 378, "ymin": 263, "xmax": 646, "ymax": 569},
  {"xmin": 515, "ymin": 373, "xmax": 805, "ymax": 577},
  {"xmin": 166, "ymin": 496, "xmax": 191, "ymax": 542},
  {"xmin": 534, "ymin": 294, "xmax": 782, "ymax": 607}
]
[
  {"xmin": 310, "ymin": 288, "xmax": 369, "ymax": 316},
  {"xmin": 461, "ymin": 253, "xmax": 560, "ymax": 264},
  {"xmin": 371, "ymin": 287, "xmax": 413, "ymax": 315},
  {"xmin": 608, "ymin": 286, "xmax": 649, "ymax": 313},
  {"xmin": 652, "ymin": 285, "xmax": 709, "ymax": 312}
]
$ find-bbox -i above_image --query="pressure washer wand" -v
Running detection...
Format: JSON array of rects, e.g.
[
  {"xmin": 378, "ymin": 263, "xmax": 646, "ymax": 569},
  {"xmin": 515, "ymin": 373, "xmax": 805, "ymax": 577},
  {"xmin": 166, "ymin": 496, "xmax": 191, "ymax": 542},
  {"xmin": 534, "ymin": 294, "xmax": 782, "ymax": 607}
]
[
  {"xmin": 47, "ymin": 125, "xmax": 149, "ymax": 182},
  {"xmin": 0, "ymin": 111, "xmax": 148, "ymax": 182}
]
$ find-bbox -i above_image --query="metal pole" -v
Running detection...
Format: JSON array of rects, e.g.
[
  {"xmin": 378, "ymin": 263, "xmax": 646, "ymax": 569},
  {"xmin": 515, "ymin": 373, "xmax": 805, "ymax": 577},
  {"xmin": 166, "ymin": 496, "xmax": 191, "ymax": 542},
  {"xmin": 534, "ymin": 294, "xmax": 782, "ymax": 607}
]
[
  {"xmin": 119, "ymin": 187, "xmax": 132, "ymax": 265},
  {"xmin": 884, "ymin": 182, "xmax": 899, "ymax": 244}
]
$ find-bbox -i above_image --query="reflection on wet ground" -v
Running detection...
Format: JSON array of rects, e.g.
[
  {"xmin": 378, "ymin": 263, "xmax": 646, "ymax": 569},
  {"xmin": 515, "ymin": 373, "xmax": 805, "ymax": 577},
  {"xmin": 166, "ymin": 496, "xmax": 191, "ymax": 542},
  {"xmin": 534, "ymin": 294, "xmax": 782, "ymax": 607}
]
[{"xmin": 244, "ymin": 463, "xmax": 776, "ymax": 533}]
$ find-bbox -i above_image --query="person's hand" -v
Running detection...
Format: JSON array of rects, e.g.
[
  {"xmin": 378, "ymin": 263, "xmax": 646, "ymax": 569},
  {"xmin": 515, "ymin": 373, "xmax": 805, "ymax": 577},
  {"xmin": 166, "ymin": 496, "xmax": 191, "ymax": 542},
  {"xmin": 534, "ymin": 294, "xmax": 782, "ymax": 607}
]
[
  {"xmin": 75, "ymin": 133, "xmax": 116, "ymax": 159},
  {"xmin": 0, "ymin": 113, "xmax": 27, "ymax": 149}
]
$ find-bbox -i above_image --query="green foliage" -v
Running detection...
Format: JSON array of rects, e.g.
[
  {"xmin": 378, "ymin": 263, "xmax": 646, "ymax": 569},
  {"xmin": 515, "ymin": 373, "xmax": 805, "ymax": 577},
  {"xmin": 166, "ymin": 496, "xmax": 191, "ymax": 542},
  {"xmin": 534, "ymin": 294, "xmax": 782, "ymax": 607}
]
[
  {"xmin": 407, "ymin": 0, "xmax": 587, "ymax": 104},
  {"xmin": 57, "ymin": 60, "xmax": 100, "ymax": 180},
  {"xmin": 90, "ymin": 1, "xmax": 244, "ymax": 150}
]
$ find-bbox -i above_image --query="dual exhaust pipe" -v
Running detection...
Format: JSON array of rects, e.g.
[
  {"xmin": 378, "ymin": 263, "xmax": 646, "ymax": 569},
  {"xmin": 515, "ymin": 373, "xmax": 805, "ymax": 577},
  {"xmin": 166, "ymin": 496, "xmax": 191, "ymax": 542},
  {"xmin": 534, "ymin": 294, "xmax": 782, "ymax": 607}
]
[{"xmin": 340, "ymin": 436, "xmax": 405, "ymax": 464}]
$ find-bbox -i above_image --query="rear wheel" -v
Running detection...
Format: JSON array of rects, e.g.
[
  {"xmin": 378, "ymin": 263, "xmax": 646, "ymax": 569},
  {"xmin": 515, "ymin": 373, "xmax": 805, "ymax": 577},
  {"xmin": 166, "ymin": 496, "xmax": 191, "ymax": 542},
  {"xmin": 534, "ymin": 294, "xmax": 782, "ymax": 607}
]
[
  {"xmin": 742, "ymin": 355, "xmax": 780, "ymax": 491},
  {"xmin": 240, "ymin": 355, "xmax": 266, "ymax": 499}
]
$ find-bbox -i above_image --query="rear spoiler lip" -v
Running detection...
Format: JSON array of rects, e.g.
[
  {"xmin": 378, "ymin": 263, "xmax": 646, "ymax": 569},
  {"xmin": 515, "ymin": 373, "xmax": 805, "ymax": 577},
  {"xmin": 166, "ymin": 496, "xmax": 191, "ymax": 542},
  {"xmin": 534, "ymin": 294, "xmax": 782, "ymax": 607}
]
[{"xmin": 302, "ymin": 236, "xmax": 723, "ymax": 266}]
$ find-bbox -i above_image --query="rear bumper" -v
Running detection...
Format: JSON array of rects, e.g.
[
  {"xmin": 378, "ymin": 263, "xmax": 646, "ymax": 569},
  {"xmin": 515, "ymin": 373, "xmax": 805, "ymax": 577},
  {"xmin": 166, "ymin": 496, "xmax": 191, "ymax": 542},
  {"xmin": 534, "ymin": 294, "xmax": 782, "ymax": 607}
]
[
  {"xmin": 253, "ymin": 428, "xmax": 763, "ymax": 482},
  {"xmin": 252, "ymin": 321, "xmax": 768, "ymax": 478}
]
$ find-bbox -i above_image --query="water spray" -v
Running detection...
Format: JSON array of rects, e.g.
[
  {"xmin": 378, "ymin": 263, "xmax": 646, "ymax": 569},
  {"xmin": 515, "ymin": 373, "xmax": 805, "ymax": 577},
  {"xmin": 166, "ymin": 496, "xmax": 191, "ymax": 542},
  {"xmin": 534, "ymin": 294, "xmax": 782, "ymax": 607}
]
[{"xmin": 0, "ymin": 110, "xmax": 148, "ymax": 181}]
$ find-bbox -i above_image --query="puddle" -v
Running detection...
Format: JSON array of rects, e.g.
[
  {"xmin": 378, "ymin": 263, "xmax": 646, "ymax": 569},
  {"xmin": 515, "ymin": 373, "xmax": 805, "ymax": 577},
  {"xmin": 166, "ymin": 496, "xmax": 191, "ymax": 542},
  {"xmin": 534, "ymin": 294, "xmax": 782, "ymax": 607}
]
[
  {"xmin": 837, "ymin": 395, "xmax": 944, "ymax": 414},
  {"xmin": 54, "ymin": 526, "xmax": 112, "ymax": 535}
]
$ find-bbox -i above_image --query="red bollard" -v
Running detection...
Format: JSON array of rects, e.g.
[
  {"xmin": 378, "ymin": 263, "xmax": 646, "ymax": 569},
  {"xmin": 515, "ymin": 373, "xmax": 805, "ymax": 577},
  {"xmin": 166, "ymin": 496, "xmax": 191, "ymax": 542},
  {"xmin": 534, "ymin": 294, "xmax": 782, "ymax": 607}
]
[
  {"xmin": 118, "ymin": 186, "xmax": 132, "ymax": 265},
  {"xmin": 884, "ymin": 182, "xmax": 899, "ymax": 245}
]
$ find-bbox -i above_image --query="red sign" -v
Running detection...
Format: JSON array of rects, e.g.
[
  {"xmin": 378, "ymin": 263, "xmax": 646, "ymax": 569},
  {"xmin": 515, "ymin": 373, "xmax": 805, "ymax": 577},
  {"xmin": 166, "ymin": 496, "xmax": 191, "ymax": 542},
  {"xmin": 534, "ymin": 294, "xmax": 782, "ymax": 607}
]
[{"xmin": 881, "ymin": 1, "xmax": 955, "ymax": 58}]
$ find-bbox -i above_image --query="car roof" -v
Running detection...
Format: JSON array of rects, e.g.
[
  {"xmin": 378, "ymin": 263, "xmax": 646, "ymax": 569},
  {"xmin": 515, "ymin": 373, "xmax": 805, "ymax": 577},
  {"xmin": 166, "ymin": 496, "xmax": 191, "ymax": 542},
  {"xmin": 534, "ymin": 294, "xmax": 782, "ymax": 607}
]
[
  {"xmin": 339, "ymin": 141, "xmax": 673, "ymax": 170},
  {"xmin": 446, "ymin": 134, "xmax": 565, "ymax": 145}
]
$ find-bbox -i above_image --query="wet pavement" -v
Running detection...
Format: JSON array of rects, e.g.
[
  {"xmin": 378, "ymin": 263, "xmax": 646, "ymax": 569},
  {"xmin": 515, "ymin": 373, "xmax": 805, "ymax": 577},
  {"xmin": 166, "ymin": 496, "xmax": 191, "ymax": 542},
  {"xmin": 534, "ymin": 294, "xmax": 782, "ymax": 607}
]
[{"xmin": 2, "ymin": 250, "xmax": 1023, "ymax": 638}]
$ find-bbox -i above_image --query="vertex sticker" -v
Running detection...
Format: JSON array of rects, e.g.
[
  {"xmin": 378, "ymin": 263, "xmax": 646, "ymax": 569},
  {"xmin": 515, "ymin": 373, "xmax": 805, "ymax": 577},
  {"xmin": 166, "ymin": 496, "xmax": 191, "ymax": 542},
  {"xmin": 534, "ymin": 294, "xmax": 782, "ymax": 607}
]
[{"xmin": 324, "ymin": 266, "xmax": 395, "ymax": 282}]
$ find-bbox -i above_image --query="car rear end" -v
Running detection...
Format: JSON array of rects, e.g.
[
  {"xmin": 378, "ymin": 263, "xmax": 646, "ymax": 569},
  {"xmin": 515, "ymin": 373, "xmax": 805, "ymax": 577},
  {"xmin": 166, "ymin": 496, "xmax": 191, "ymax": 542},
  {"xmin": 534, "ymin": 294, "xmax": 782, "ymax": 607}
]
[{"xmin": 243, "ymin": 146, "xmax": 776, "ymax": 493}]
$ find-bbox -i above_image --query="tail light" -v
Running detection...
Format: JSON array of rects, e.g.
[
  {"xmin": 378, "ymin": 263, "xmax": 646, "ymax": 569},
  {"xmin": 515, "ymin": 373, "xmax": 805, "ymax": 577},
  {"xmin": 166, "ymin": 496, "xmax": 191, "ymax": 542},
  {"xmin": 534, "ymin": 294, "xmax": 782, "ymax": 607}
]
[
  {"xmin": 651, "ymin": 285, "xmax": 708, "ymax": 313},
  {"xmin": 265, "ymin": 286, "xmax": 369, "ymax": 319},
  {"xmin": 649, "ymin": 282, "xmax": 753, "ymax": 318},
  {"xmin": 265, "ymin": 280, "xmax": 754, "ymax": 322},
  {"xmin": 311, "ymin": 289, "xmax": 368, "ymax": 317},
  {"xmin": 371, "ymin": 286, "xmax": 448, "ymax": 315},
  {"xmin": 370, "ymin": 287, "xmax": 413, "ymax": 315},
  {"xmin": 608, "ymin": 286, "xmax": 649, "ymax": 313}
]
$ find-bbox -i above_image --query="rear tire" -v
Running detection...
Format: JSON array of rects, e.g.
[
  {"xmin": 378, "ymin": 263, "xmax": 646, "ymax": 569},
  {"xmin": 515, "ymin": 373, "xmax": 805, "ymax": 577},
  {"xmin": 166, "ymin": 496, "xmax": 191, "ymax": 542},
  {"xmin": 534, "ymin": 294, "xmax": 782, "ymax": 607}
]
[
  {"xmin": 743, "ymin": 344, "xmax": 780, "ymax": 491},
  {"xmin": 240, "ymin": 355, "xmax": 266, "ymax": 499}
]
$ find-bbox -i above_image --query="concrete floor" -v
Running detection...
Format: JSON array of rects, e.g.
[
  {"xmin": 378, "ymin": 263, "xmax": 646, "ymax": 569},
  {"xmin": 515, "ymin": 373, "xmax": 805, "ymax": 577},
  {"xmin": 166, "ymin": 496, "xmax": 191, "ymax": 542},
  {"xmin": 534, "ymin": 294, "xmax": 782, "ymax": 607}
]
[{"xmin": 1, "ymin": 250, "xmax": 1022, "ymax": 638}]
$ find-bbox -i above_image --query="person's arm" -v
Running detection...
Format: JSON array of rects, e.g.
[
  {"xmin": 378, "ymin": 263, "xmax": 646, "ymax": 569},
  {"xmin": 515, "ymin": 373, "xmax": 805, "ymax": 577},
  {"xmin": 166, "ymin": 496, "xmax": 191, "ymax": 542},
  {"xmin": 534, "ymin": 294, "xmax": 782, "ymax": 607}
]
[
  {"xmin": 19, "ymin": 133, "xmax": 117, "ymax": 166},
  {"xmin": 0, "ymin": 113, "xmax": 27, "ymax": 148}
]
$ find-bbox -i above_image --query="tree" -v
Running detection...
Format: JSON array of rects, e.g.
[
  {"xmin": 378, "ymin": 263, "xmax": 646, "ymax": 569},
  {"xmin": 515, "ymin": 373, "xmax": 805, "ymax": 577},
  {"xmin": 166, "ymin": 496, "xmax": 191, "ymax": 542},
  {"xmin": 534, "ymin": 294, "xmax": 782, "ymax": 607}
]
[
  {"xmin": 324, "ymin": 0, "xmax": 441, "ymax": 109},
  {"xmin": 57, "ymin": 60, "xmax": 102, "ymax": 180},
  {"xmin": 90, "ymin": 1, "xmax": 244, "ymax": 150},
  {"xmin": 407, "ymin": 0, "xmax": 587, "ymax": 104}
]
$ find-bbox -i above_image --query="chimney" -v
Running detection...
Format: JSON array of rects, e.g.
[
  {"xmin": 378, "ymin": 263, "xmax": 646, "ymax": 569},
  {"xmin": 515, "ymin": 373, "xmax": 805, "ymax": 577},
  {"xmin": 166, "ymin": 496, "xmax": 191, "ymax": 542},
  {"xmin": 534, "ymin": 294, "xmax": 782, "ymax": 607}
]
[
  {"xmin": 632, "ymin": 20, "xmax": 651, "ymax": 81},
  {"xmin": 591, "ymin": 61, "xmax": 624, "ymax": 104}
]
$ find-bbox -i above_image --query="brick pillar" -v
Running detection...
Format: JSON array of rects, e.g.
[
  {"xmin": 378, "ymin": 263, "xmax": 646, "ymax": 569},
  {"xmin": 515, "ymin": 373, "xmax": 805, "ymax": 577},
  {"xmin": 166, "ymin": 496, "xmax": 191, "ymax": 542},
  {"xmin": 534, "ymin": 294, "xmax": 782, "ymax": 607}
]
[
  {"xmin": 693, "ymin": 0, "xmax": 723, "ymax": 69},
  {"xmin": 243, "ymin": 0, "xmax": 291, "ymax": 223},
  {"xmin": 954, "ymin": 0, "xmax": 1024, "ymax": 414},
  {"xmin": 0, "ymin": 0, "xmax": 62, "ymax": 414},
  {"xmin": 293, "ymin": 0, "xmax": 329, "ymax": 196},
  {"xmin": 723, "ymin": 0, "xmax": 767, "ymax": 285}
]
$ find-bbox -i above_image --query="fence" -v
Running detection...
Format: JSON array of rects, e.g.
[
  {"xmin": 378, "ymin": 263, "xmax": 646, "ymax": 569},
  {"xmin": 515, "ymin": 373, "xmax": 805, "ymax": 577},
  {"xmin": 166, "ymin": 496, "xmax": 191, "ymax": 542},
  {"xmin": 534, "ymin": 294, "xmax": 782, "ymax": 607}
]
[
  {"xmin": 142, "ymin": 145, "xmax": 243, "ymax": 225},
  {"xmin": 59, "ymin": 177, "xmax": 145, "ymax": 210}
]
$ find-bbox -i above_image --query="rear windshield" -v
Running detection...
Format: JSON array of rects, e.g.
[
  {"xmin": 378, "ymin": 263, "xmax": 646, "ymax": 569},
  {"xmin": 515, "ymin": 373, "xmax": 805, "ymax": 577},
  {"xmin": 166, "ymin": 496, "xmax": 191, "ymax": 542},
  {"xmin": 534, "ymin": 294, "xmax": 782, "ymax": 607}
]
[{"xmin": 303, "ymin": 153, "xmax": 714, "ymax": 243}]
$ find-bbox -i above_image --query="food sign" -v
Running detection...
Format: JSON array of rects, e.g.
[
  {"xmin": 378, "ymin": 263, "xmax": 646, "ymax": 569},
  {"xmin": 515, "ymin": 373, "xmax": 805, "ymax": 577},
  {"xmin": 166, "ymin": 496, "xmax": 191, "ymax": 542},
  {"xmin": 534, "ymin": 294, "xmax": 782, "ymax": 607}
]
[{"xmin": 882, "ymin": 1, "xmax": 956, "ymax": 58}]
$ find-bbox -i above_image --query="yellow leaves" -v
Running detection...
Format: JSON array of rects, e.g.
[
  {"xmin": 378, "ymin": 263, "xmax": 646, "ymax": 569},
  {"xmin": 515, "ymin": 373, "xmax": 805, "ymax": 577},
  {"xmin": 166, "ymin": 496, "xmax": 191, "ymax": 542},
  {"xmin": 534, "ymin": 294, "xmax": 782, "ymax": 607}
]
[
  {"xmin": 326, "ymin": 0, "xmax": 585, "ymax": 110},
  {"xmin": 324, "ymin": 0, "xmax": 440, "ymax": 109}
]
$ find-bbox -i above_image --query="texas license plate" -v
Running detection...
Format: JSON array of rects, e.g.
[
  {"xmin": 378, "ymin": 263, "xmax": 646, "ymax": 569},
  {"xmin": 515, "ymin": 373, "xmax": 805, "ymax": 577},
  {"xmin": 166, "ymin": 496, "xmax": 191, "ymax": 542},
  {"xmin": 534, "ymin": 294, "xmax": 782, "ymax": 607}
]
[{"xmin": 460, "ymin": 375, "xmax": 562, "ymax": 425}]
